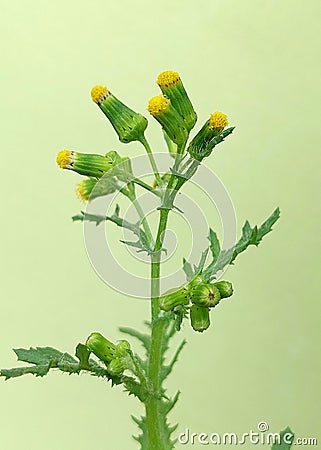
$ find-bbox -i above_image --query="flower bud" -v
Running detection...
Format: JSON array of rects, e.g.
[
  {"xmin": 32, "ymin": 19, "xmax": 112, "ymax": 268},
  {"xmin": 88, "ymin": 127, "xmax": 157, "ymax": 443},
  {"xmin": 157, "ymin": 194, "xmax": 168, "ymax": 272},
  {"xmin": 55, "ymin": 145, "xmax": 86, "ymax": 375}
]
[
  {"xmin": 79, "ymin": 176, "xmax": 119, "ymax": 202},
  {"xmin": 187, "ymin": 112, "xmax": 233, "ymax": 161},
  {"xmin": 91, "ymin": 85, "xmax": 148, "ymax": 143},
  {"xmin": 192, "ymin": 284, "xmax": 221, "ymax": 308},
  {"xmin": 159, "ymin": 286, "xmax": 190, "ymax": 312},
  {"xmin": 187, "ymin": 274, "xmax": 207, "ymax": 290},
  {"xmin": 214, "ymin": 280, "xmax": 233, "ymax": 298},
  {"xmin": 107, "ymin": 357, "xmax": 126, "ymax": 376},
  {"xmin": 115, "ymin": 340, "xmax": 131, "ymax": 357},
  {"xmin": 157, "ymin": 70, "xmax": 197, "ymax": 132},
  {"xmin": 147, "ymin": 94, "xmax": 188, "ymax": 145},
  {"xmin": 86, "ymin": 332, "xmax": 118, "ymax": 363},
  {"xmin": 209, "ymin": 112, "xmax": 229, "ymax": 131},
  {"xmin": 76, "ymin": 178, "xmax": 98, "ymax": 202},
  {"xmin": 190, "ymin": 304, "xmax": 210, "ymax": 332},
  {"xmin": 57, "ymin": 150, "xmax": 116, "ymax": 178}
]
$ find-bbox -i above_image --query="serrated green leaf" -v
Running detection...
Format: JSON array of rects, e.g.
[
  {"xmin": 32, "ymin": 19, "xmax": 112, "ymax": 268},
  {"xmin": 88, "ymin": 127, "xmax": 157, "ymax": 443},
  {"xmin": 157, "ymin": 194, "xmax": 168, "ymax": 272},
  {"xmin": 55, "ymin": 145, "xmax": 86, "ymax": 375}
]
[
  {"xmin": 203, "ymin": 208, "xmax": 280, "ymax": 279},
  {"xmin": 182, "ymin": 257, "xmax": 194, "ymax": 281},
  {"xmin": 194, "ymin": 248, "xmax": 209, "ymax": 274},
  {"xmin": 122, "ymin": 377, "xmax": 148, "ymax": 402},
  {"xmin": 72, "ymin": 206, "xmax": 152, "ymax": 256},
  {"xmin": 271, "ymin": 427, "xmax": 294, "ymax": 449},
  {"xmin": 119, "ymin": 327, "xmax": 151, "ymax": 354},
  {"xmin": 14, "ymin": 347, "xmax": 77, "ymax": 365},
  {"xmin": 119, "ymin": 239, "xmax": 150, "ymax": 254},
  {"xmin": 1, "ymin": 365, "xmax": 51, "ymax": 380},
  {"xmin": 132, "ymin": 415, "xmax": 149, "ymax": 450},
  {"xmin": 208, "ymin": 228, "xmax": 220, "ymax": 263},
  {"xmin": 161, "ymin": 391, "xmax": 180, "ymax": 415},
  {"xmin": 257, "ymin": 207, "xmax": 280, "ymax": 242},
  {"xmin": 1, "ymin": 346, "xmax": 114, "ymax": 381},
  {"xmin": 230, "ymin": 208, "xmax": 280, "ymax": 264},
  {"xmin": 160, "ymin": 340, "xmax": 186, "ymax": 382},
  {"xmin": 72, "ymin": 211, "xmax": 107, "ymax": 226}
]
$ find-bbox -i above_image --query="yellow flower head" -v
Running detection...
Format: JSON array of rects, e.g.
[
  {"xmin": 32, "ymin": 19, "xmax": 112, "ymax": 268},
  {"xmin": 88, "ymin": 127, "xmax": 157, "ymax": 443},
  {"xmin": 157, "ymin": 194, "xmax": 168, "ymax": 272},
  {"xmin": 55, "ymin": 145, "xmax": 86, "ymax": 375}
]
[
  {"xmin": 76, "ymin": 178, "xmax": 97, "ymax": 202},
  {"xmin": 91, "ymin": 85, "xmax": 147, "ymax": 143},
  {"xmin": 91, "ymin": 85, "xmax": 109, "ymax": 104},
  {"xmin": 157, "ymin": 70, "xmax": 180, "ymax": 87},
  {"xmin": 147, "ymin": 95, "xmax": 170, "ymax": 116},
  {"xmin": 56, "ymin": 150, "xmax": 72, "ymax": 169},
  {"xmin": 209, "ymin": 112, "xmax": 228, "ymax": 130}
]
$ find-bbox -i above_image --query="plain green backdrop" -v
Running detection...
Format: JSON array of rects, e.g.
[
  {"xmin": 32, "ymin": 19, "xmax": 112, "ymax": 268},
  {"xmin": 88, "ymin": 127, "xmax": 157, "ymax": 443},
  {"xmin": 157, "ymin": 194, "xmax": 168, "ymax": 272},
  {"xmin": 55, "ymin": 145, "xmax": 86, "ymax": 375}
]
[{"xmin": 1, "ymin": 0, "xmax": 320, "ymax": 449}]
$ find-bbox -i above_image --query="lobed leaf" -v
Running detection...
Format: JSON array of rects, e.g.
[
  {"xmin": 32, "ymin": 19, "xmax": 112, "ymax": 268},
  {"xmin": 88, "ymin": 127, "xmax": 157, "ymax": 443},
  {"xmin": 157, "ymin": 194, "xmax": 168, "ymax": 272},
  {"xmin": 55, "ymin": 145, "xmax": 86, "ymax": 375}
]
[
  {"xmin": 182, "ymin": 258, "xmax": 194, "ymax": 281},
  {"xmin": 193, "ymin": 248, "xmax": 209, "ymax": 275},
  {"xmin": 208, "ymin": 228, "xmax": 220, "ymax": 264},
  {"xmin": 14, "ymin": 346, "xmax": 77, "ymax": 366},
  {"xmin": 160, "ymin": 340, "xmax": 186, "ymax": 382},
  {"xmin": 271, "ymin": 427, "xmax": 294, "ymax": 449},
  {"xmin": 1, "ymin": 346, "xmax": 114, "ymax": 382},
  {"xmin": 203, "ymin": 208, "xmax": 280, "ymax": 279}
]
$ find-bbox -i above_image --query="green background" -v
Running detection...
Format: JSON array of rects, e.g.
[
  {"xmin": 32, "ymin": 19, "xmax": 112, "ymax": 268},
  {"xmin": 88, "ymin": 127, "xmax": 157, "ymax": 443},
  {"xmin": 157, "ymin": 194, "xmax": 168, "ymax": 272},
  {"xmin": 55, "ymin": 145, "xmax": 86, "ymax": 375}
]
[{"xmin": 1, "ymin": 0, "xmax": 320, "ymax": 448}]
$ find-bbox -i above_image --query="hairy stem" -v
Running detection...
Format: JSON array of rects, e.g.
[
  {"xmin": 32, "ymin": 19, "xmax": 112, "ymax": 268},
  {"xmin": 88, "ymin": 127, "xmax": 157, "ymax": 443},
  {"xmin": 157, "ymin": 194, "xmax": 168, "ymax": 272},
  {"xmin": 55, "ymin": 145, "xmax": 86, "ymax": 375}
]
[
  {"xmin": 145, "ymin": 144, "xmax": 186, "ymax": 449},
  {"xmin": 145, "ymin": 214, "xmax": 169, "ymax": 449}
]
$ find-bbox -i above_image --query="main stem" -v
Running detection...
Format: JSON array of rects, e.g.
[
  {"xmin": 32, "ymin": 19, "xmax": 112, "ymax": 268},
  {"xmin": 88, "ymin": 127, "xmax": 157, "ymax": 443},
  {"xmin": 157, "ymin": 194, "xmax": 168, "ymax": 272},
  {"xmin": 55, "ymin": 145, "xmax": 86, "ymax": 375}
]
[
  {"xmin": 145, "ymin": 210, "xmax": 169, "ymax": 450},
  {"xmin": 145, "ymin": 143, "xmax": 186, "ymax": 449}
]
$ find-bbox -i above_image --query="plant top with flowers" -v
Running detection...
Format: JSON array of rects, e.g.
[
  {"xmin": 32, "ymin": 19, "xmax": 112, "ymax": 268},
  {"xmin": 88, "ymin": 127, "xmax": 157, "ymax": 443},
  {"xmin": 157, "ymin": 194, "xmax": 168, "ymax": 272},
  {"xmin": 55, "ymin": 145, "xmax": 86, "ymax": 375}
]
[{"xmin": 1, "ymin": 71, "xmax": 282, "ymax": 449}]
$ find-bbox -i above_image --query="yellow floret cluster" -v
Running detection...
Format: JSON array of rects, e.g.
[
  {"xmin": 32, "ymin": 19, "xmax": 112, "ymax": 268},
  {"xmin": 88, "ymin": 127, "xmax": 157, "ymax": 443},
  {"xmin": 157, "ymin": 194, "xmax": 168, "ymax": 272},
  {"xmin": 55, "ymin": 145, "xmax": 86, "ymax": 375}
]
[
  {"xmin": 76, "ymin": 181, "xmax": 89, "ymax": 202},
  {"xmin": 91, "ymin": 85, "xmax": 109, "ymax": 104},
  {"xmin": 209, "ymin": 112, "xmax": 228, "ymax": 130},
  {"xmin": 147, "ymin": 95, "xmax": 170, "ymax": 116},
  {"xmin": 157, "ymin": 70, "xmax": 180, "ymax": 87},
  {"xmin": 56, "ymin": 150, "xmax": 72, "ymax": 169}
]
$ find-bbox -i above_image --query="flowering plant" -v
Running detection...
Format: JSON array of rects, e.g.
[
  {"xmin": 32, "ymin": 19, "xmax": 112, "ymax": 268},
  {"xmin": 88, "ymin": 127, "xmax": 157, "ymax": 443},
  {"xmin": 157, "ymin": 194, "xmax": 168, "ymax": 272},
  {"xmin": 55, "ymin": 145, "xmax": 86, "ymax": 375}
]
[{"xmin": 1, "ymin": 71, "xmax": 291, "ymax": 449}]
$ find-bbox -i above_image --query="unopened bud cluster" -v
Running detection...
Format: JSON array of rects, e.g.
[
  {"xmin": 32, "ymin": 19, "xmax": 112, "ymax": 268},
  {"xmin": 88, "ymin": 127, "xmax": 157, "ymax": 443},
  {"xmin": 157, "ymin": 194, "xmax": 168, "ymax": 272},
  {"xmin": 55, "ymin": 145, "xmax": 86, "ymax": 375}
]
[
  {"xmin": 86, "ymin": 332, "xmax": 134, "ymax": 376},
  {"xmin": 160, "ymin": 276, "xmax": 233, "ymax": 332}
]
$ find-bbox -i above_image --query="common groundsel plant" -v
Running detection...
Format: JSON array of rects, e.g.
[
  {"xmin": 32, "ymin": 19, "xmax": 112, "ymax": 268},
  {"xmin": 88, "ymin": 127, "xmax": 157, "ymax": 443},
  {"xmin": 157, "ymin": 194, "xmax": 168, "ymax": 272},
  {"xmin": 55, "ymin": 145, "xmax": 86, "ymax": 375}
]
[{"xmin": 1, "ymin": 71, "xmax": 292, "ymax": 450}]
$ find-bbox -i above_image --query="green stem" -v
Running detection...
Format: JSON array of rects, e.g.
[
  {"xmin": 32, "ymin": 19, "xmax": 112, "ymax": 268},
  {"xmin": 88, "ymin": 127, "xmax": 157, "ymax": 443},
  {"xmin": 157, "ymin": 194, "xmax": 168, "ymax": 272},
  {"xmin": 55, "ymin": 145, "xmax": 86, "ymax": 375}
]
[
  {"xmin": 145, "ymin": 144, "xmax": 186, "ymax": 449},
  {"xmin": 145, "ymin": 216, "xmax": 169, "ymax": 450},
  {"xmin": 131, "ymin": 193, "xmax": 155, "ymax": 249},
  {"xmin": 133, "ymin": 178, "xmax": 155, "ymax": 193},
  {"xmin": 133, "ymin": 177, "xmax": 162, "ymax": 199},
  {"xmin": 140, "ymin": 136, "xmax": 163, "ymax": 187}
]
